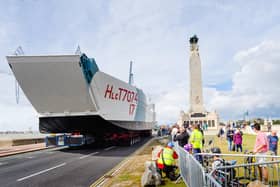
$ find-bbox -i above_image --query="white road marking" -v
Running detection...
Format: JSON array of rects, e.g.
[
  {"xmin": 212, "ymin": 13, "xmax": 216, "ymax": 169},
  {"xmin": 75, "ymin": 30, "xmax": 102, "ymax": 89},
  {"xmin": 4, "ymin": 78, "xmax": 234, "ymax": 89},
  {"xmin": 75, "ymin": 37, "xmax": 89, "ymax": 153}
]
[
  {"xmin": 111, "ymin": 159, "xmax": 130, "ymax": 176},
  {"xmin": 26, "ymin": 156, "xmax": 34, "ymax": 159},
  {"xmin": 104, "ymin": 146, "xmax": 116, "ymax": 151},
  {"xmin": 79, "ymin": 152, "xmax": 99, "ymax": 159},
  {"xmin": 17, "ymin": 163, "xmax": 66, "ymax": 182},
  {"xmin": 0, "ymin": 162, "xmax": 8, "ymax": 166},
  {"xmin": 96, "ymin": 178, "xmax": 108, "ymax": 187}
]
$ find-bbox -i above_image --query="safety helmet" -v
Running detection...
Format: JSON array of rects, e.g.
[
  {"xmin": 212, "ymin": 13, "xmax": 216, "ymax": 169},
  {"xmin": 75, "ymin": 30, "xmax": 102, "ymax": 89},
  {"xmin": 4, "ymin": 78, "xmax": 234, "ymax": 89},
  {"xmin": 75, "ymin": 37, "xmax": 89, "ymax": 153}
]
[
  {"xmin": 184, "ymin": 144, "xmax": 193, "ymax": 152},
  {"xmin": 211, "ymin": 147, "xmax": 221, "ymax": 154},
  {"xmin": 167, "ymin": 142, "xmax": 174, "ymax": 148}
]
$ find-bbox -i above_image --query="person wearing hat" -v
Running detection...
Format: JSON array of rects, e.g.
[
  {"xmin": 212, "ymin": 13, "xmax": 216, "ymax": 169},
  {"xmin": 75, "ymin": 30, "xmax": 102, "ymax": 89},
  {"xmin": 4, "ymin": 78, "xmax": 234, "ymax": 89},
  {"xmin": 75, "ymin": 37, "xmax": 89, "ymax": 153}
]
[{"xmin": 156, "ymin": 142, "xmax": 179, "ymax": 180}]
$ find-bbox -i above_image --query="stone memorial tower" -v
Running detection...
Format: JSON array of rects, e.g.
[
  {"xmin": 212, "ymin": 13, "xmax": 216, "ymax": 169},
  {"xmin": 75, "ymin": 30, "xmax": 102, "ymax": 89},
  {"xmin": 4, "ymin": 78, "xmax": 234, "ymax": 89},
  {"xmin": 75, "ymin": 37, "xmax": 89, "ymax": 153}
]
[
  {"xmin": 178, "ymin": 35, "xmax": 219, "ymax": 129},
  {"xmin": 189, "ymin": 35, "xmax": 205, "ymax": 113}
]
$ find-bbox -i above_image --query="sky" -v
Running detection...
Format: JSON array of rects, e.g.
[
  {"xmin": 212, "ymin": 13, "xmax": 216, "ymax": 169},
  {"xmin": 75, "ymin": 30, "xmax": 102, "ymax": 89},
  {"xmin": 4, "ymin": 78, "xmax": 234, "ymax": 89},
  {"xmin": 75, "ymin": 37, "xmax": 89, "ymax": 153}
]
[{"xmin": 1, "ymin": 0, "xmax": 280, "ymax": 131}]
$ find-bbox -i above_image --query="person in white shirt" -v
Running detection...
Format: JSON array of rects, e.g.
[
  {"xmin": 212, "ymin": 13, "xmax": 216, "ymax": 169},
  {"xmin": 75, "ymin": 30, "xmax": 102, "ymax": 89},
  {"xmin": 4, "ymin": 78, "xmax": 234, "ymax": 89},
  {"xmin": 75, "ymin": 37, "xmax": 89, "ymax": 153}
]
[{"xmin": 171, "ymin": 125, "xmax": 179, "ymax": 142}]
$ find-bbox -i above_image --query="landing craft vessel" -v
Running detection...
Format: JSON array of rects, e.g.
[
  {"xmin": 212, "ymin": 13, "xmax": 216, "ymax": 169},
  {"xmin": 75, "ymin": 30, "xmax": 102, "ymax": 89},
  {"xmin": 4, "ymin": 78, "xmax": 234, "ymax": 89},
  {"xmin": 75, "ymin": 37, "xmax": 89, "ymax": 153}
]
[{"xmin": 6, "ymin": 53, "xmax": 156, "ymax": 145}]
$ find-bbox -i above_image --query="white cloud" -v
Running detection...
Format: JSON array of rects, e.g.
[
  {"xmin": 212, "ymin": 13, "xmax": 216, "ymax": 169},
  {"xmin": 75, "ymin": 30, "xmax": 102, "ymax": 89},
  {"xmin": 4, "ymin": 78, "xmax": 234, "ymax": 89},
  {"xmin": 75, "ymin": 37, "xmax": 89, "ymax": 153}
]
[
  {"xmin": 1, "ymin": 1, "xmax": 280, "ymax": 128},
  {"xmin": 0, "ymin": 73, "xmax": 37, "ymax": 131},
  {"xmin": 207, "ymin": 40, "xmax": 280, "ymax": 120},
  {"xmin": 154, "ymin": 85, "xmax": 188, "ymax": 124},
  {"xmin": 0, "ymin": 104, "xmax": 37, "ymax": 131}
]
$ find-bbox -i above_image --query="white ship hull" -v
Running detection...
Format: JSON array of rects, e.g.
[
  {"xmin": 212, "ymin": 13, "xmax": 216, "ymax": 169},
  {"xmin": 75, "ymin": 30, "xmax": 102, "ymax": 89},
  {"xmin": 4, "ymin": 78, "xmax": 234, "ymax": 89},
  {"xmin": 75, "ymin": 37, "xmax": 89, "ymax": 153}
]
[{"xmin": 6, "ymin": 54, "xmax": 155, "ymax": 135}]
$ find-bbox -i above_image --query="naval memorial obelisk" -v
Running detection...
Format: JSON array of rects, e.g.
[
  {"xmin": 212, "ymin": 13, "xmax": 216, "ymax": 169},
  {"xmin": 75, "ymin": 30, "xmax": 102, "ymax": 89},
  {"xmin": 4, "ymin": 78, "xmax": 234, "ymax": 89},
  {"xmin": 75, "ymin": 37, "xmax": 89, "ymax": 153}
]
[
  {"xmin": 189, "ymin": 35, "xmax": 205, "ymax": 113},
  {"xmin": 178, "ymin": 35, "xmax": 219, "ymax": 129}
]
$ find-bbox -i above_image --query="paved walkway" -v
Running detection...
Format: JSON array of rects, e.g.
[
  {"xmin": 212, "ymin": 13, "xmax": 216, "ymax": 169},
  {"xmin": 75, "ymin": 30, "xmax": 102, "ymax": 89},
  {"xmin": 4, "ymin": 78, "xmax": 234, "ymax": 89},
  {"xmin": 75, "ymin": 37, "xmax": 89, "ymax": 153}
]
[
  {"xmin": 203, "ymin": 129, "xmax": 218, "ymax": 136},
  {"xmin": 0, "ymin": 143, "xmax": 46, "ymax": 157}
]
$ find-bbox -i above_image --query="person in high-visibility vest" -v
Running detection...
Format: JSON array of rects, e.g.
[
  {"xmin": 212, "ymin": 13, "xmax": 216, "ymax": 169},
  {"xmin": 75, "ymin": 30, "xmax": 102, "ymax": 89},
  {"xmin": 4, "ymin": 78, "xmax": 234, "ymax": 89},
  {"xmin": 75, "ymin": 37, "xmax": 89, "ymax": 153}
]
[
  {"xmin": 156, "ymin": 142, "xmax": 179, "ymax": 180},
  {"xmin": 189, "ymin": 123, "xmax": 203, "ymax": 164}
]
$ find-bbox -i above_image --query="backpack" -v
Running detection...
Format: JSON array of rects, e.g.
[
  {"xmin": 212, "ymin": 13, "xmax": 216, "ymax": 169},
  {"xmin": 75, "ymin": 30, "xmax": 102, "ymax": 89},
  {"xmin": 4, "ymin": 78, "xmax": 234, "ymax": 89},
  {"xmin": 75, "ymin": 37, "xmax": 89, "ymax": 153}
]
[{"xmin": 141, "ymin": 161, "xmax": 161, "ymax": 186}]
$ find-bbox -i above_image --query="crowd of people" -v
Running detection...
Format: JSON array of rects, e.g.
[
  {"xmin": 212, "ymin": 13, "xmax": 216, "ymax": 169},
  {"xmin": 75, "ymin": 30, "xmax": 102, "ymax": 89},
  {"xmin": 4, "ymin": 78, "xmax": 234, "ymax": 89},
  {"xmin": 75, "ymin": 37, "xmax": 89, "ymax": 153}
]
[
  {"xmin": 154, "ymin": 122, "xmax": 205, "ymax": 181},
  {"xmin": 155, "ymin": 122, "xmax": 279, "ymax": 184},
  {"xmin": 219, "ymin": 123, "xmax": 279, "ymax": 155},
  {"xmin": 222, "ymin": 124, "xmax": 244, "ymax": 152}
]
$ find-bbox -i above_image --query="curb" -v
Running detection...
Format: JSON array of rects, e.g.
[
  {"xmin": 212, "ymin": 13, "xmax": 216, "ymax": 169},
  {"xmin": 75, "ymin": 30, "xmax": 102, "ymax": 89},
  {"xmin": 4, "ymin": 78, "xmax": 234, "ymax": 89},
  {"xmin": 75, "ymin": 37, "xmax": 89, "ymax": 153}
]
[
  {"xmin": 0, "ymin": 145, "xmax": 47, "ymax": 158},
  {"xmin": 90, "ymin": 137, "xmax": 156, "ymax": 187},
  {"xmin": 0, "ymin": 147, "xmax": 47, "ymax": 158}
]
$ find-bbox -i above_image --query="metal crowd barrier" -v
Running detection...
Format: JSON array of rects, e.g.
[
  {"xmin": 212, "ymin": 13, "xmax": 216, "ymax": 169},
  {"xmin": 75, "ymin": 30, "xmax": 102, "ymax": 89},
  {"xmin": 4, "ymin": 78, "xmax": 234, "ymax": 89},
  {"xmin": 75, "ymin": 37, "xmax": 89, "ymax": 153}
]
[
  {"xmin": 198, "ymin": 152, "xmax": 280, "ymax": 187},
  {"xmin": 205, "ymin": 173, "xmax": 222, "ymax": 187},
  {"xmin": 174, "ymin": 142, "xmax": 218, "ymax": 187},
  {"xmin": 209, "ymin": 160, "xmax": 280, "ymax": 187},
  {"xmin": 174, "ymin": 144, "xmax": 189, "ymax": 185},
  {"xmin": 174, "ymin": 142, "xmax": 280, "ymax": 187}
]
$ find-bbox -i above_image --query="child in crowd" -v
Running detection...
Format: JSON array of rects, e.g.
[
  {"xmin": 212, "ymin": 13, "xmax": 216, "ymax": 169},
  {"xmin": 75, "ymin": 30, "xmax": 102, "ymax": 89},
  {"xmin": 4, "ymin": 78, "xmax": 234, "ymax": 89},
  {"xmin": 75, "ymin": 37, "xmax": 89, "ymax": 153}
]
[
  {"xmin": 268, "ymin": 130, "xmax": 278, "ymax": 155},
  {"xmin": 233, "ymin": 129, "xmax": 243, "ymax": 152}
]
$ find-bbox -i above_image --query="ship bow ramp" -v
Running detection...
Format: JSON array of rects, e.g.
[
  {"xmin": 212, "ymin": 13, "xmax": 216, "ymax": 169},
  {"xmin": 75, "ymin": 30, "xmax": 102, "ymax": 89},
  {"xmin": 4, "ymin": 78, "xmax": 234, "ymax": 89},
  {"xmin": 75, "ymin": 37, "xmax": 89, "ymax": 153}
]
[{"xmin": 6, "ymin": 54, "xmax": 99, "ymax": 115}]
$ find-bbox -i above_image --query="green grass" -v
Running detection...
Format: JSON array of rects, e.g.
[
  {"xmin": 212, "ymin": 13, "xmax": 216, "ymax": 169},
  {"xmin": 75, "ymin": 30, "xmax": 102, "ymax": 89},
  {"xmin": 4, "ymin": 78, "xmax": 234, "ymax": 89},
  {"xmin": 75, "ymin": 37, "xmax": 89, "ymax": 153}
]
[
  {"xmin": 207, "ymin": 134, "xmax": 280, "ymax": 187},
  {"xmin": 212, "ymin": 134, "xmax": 257, "ymax": 164},
  {"xmin": 161, "ymin": 179, "xmax": 186, "ymax": 187},
  {"xmin": 117, "ymin": 173, "xmax": 131, "ymax": 182}
]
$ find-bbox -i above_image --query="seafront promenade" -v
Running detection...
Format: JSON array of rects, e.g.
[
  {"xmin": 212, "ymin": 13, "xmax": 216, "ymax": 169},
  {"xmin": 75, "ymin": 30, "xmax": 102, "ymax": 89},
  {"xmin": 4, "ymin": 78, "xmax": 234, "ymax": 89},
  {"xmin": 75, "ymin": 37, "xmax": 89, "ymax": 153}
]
[
  {"xmin": 0, "ymin": 132, "xmax": 46, "ymax": 157},
  {"xmin": 0, "ymin": 132, "xmax": 45, "ymax": 140},
  {"xmin": 0, "ymin": 143, "xmax": 46, "ymax": 157}
]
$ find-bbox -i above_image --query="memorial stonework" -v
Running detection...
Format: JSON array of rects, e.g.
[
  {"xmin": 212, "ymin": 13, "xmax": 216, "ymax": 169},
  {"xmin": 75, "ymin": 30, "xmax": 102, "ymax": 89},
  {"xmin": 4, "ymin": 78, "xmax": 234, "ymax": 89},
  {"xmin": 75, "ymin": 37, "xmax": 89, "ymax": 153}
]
[{"xmin": 178, "ymin": 35, "xmax": 219, "ymax": 129}]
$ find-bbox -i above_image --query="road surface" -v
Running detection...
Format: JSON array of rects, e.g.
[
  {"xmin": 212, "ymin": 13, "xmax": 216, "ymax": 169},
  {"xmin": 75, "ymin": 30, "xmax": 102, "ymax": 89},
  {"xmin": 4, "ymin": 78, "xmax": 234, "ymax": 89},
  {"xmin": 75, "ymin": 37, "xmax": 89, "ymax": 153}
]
[{"xmin": 0, "ymin": 139, "xmax": 149, "ymax": 187}]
